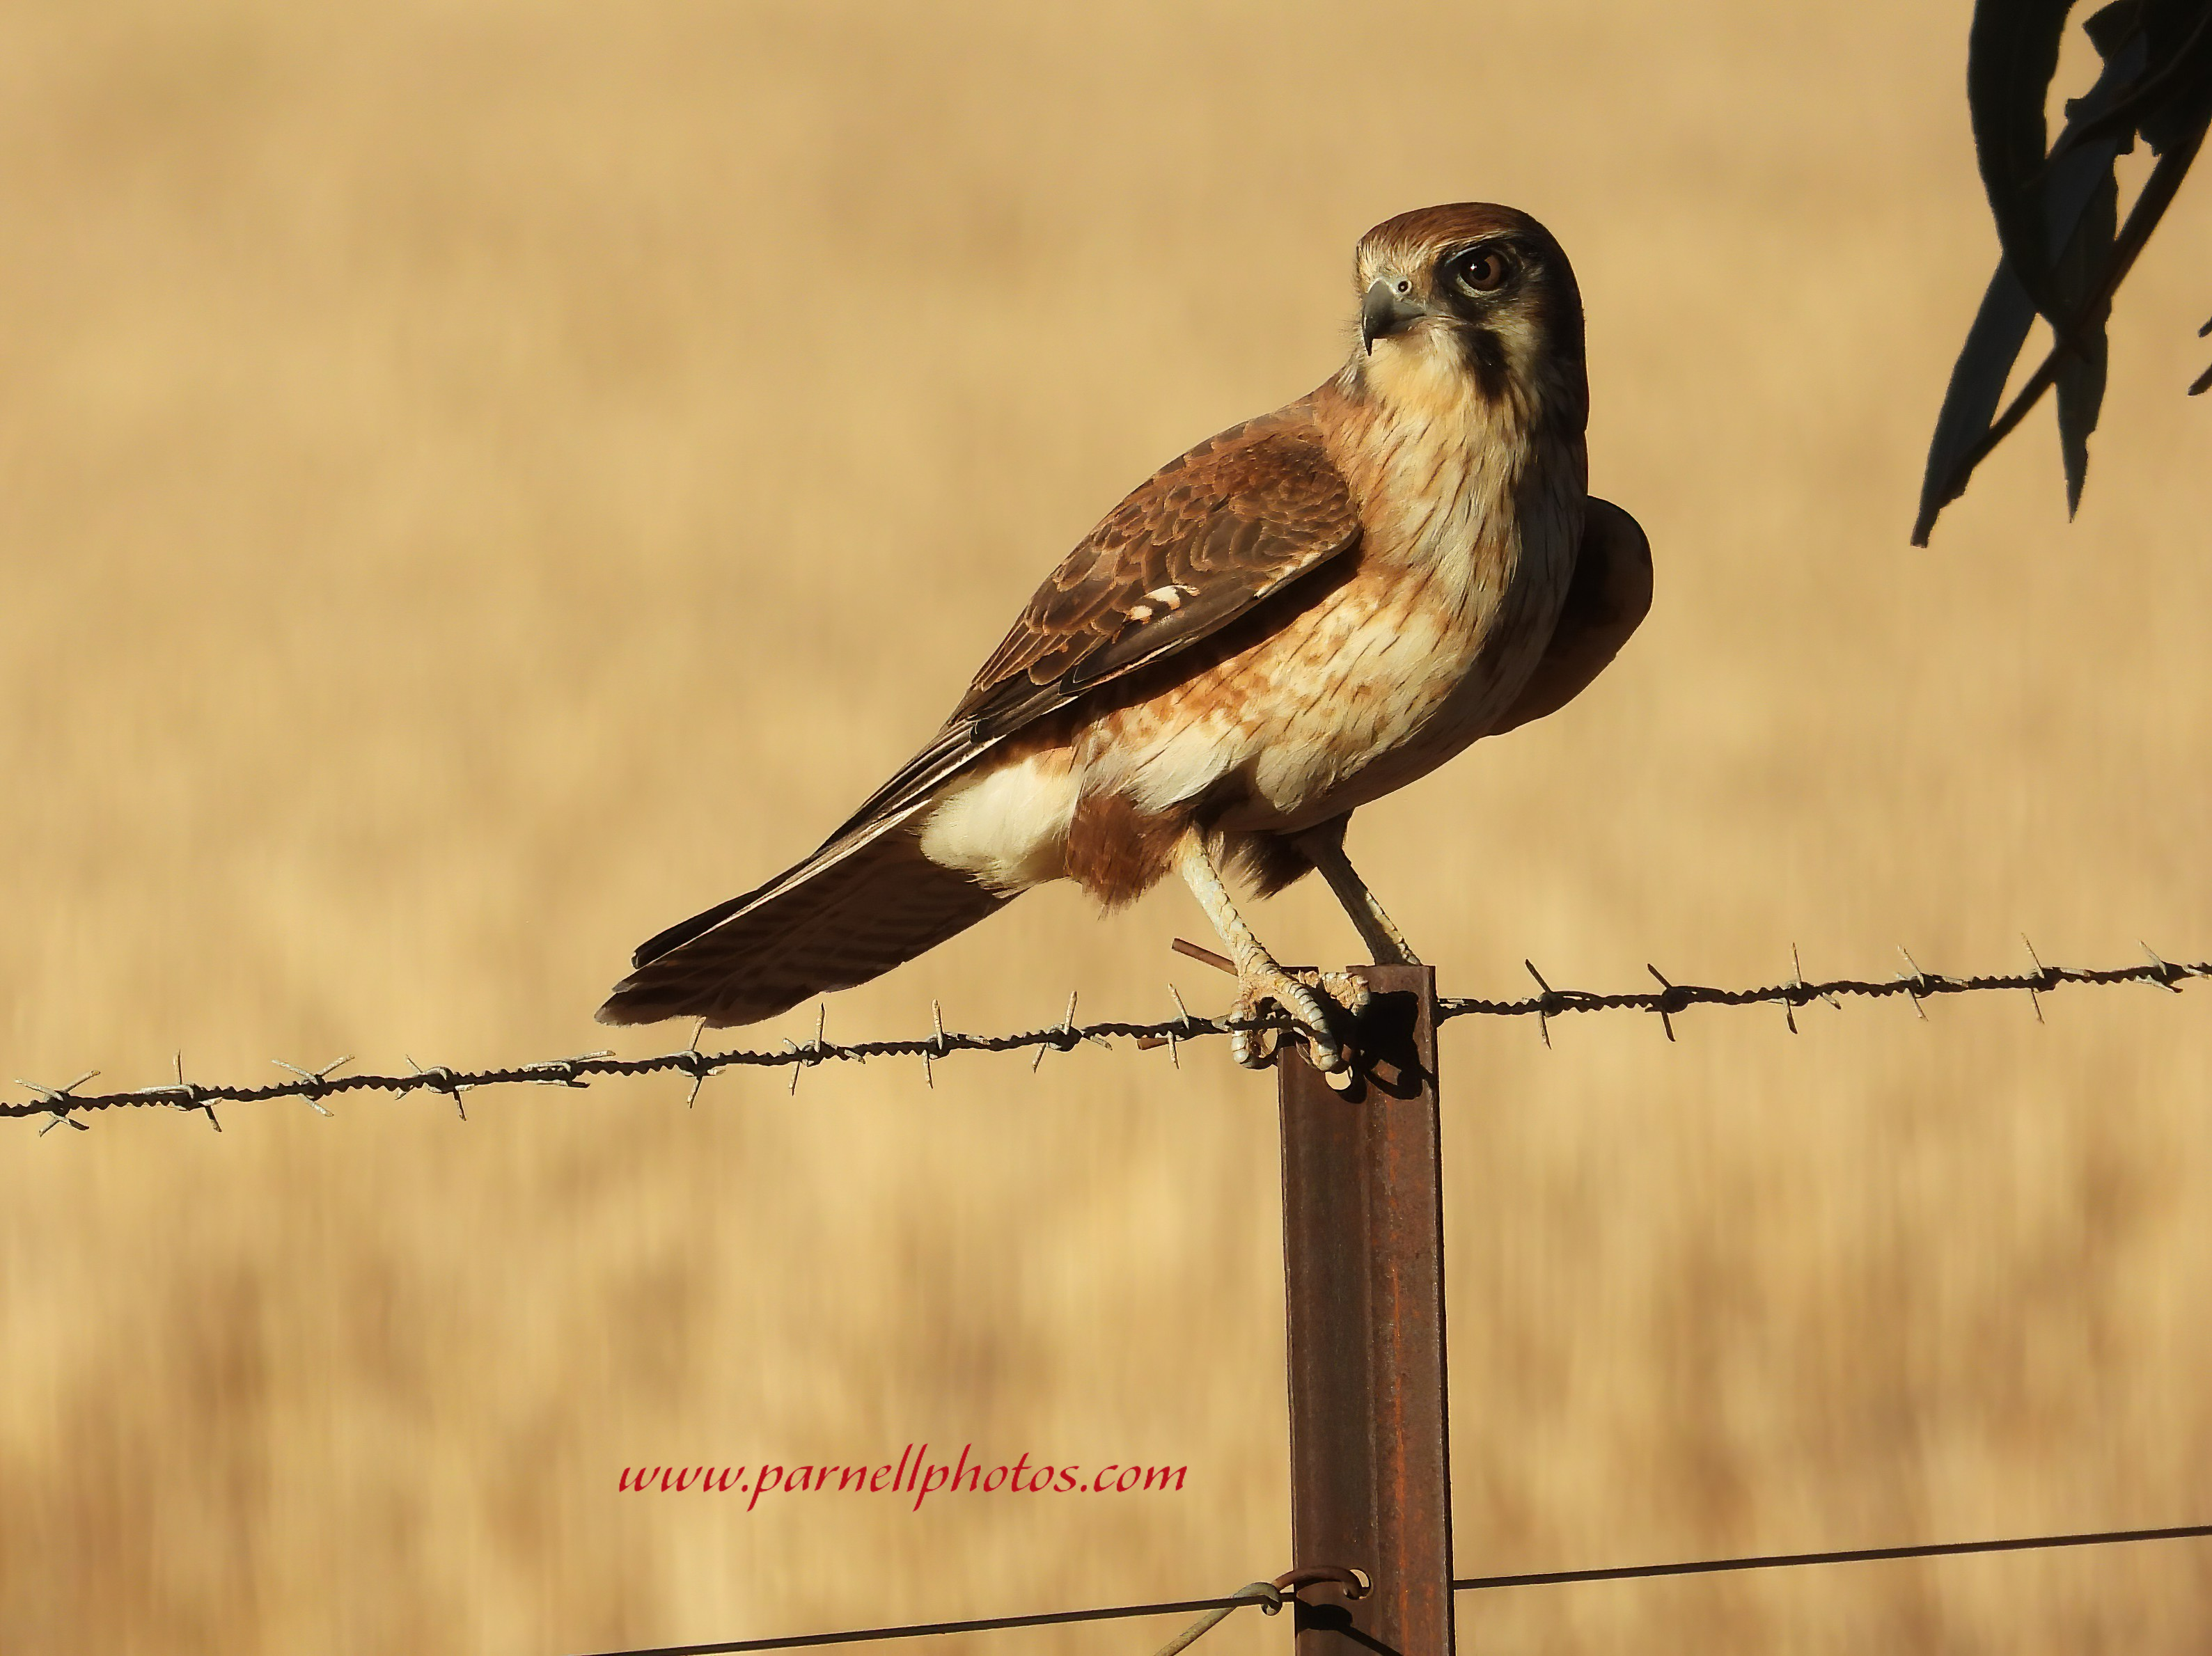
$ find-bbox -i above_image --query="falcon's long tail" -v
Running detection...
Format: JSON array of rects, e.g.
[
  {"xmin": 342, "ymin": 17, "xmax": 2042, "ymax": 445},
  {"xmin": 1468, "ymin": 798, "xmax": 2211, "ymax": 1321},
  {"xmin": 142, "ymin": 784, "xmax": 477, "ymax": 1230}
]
[{"xmin": 595, "ymin": 826, "xmax": 1010, "ymax": 1028}]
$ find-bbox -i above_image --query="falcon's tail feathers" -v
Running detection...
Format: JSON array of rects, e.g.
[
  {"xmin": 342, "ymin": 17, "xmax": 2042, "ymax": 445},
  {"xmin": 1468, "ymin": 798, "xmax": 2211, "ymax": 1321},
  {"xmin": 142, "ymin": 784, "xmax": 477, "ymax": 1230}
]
[{"xmin": 595, "ymin": 826, "xmax": 1010, "ymax": 1029}]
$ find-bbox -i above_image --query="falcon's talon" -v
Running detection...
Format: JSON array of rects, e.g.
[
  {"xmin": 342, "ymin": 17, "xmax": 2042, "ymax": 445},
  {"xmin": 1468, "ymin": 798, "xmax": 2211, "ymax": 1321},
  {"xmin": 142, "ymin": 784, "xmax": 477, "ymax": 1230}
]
[
  {"xmin": 1225, "ymin": 964, "xmax": 1363, "ymax": 1077},
  {"xmin": 1312, "ymin": 970, "xmax": 1367, "ymax": 1088},
  {"xmin": 1227, "ymin": 986, "xmax": 1283, "ymax": 1070},
  {"xmin": 1311, "ymin": 969, "xmax": 1372, "ymax": 1016}
]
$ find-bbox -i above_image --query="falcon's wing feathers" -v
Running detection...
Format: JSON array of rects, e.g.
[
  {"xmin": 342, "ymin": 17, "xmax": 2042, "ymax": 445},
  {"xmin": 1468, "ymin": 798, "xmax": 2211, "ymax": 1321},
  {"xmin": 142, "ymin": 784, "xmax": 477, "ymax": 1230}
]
[
  {"xmin": 956, "ymin": 407, "xmax": 1360, "ymax": 734},
  {"xmin": 817, "ymin": 406, "xmax": 1360, "ymax": 844},
  {"xmin": 1489, "ymin": 496, "xmax": 1652, "ymax": 737},
  {"xmin": 622, "ymin": 405, "xmax": 1360, "ymax": 979}
]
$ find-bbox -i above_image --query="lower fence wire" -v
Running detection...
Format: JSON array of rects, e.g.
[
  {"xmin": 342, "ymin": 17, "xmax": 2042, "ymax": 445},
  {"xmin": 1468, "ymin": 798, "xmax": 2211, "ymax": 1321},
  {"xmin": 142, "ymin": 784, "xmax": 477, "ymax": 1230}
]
[
  {"xmin": 576, "ymin": 1523, "xmax": 2212, "ymax": 1655},
  {"xmin": 8, "ymin": 943, "xmax": 2207, "ymax": 1129},
  {"xmin": 1448, "ymin": 1520, "xmax": 2212, "ymax": 1591}
]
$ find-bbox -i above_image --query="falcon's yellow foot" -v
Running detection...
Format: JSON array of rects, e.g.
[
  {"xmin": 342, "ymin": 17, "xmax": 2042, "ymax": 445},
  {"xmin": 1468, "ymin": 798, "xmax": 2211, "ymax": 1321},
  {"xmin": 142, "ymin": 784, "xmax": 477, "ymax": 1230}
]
[
  {"xmin": 1229, "ymin": 965, "xmax": 1370, "ymax": 1083},
  {"xmin": 1173, "ymin": 826, "xmax": 1367, "ymax": 1084}
]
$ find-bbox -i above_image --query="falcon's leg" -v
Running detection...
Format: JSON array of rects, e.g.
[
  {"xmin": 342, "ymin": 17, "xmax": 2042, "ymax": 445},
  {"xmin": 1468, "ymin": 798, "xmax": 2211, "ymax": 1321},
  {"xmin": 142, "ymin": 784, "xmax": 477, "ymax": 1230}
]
[
  {"xmin": 1172, "ymin": 827, "xmax": 1349, "ymax": 1076},
  {"xmin": 1292, "ymin": 818, "xmax": 1422, "ymax": 965}
]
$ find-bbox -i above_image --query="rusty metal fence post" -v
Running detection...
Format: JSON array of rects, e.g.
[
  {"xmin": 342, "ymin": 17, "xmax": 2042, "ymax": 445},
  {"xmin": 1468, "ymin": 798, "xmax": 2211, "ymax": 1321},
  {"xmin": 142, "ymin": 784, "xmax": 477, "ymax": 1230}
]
[{"xmin": 1279, "ymin": 963, "xmax": 1454, "ymax": 1655}]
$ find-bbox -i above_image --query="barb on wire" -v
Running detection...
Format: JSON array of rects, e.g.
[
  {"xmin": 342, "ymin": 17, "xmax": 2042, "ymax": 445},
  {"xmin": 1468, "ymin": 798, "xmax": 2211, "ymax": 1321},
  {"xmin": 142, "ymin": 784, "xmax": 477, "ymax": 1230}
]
[
  {"xmin": 8, "ymin": 945, "xmax": 2208, "ymax": 1126},
  {"xmin": 17, "ymin": 1071, "xmax": 98, "ymax": 1135},
  {"xmin": 270, "ymin": 1055, "xmax": 350, "ymax": 1118},
  {"xmin": 680, "ymin": 1022, "xmax": 711, "ymax": 1107},
  {"xmin": 1897, "ymin": 947, "xmax": 1933, "ymax": 1020},
  {"xmin": 2021, "ymin": 935, "xmax": 2048, "ymax": 1023},
  {"xmin": 1645, "ymin": 963, "xmax": 1681, "ymax": 1042},
  {"xmin": 172, "ymin": 1053, "xmax": 219, "ymax": 1132},
  {"xmin": 405, "ymin": 1056, "xmax": 471, "ymax": 1121},
  {"xmin": 1523, "ymin": 959, "xmax": 1560, "ymax": 1048}
]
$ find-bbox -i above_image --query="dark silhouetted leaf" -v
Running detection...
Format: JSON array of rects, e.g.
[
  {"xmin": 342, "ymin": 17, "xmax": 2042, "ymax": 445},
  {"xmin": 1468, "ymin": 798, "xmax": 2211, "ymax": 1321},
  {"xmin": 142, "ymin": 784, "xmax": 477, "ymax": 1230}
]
[
  {"xmin": 1917, "ymin": 0, "xmax": 2210, "ymax": 542},
  {"xmin": 1915, "ymin": 100, "xmax": 2128, "ymax": 542},
  {"xmin": 1915, "ymin": 265, "xmax": 2039, "ymax": 545},
  {"xmin": 2064, "ymin": 1, "xmax": 2160, "ymax": 143},
  {"xmin": 2050, "ymin": 167, "xmax": 2117, "ymax": 512},
  {"xmin": 1920, "ymin": 107, "xmax": 2206, "ymax": 540},
  {"xmin": 2131, "ymin": 0, "xmax": 2212, "ymax": 148},
  {"xmin": 1969, "ymin": 0, "xmax": 2079, "ymax": 309}
]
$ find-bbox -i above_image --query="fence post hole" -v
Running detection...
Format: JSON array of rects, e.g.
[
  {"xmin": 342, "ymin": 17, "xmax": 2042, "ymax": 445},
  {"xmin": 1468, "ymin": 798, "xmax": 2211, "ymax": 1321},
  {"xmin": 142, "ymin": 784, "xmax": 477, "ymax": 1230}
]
[{"xmin": 1279, "ymin": 963, "xmax": 1454, "ymax": 1655}]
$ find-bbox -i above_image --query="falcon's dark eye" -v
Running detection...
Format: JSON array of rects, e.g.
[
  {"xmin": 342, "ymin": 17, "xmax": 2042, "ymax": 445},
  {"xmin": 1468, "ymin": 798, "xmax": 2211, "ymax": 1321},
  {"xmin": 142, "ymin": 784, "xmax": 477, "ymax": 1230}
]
[{"xmin": 1450, "ymin": 246, "xmax": 1512, "ymax": 296}]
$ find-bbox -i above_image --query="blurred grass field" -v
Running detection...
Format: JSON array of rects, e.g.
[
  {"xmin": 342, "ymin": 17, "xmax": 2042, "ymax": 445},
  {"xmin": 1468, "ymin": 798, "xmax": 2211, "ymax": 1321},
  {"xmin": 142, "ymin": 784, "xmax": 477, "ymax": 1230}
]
[{"xmin": 3, "ymin": 2, "xmax": 2211, "ymax": 1651}]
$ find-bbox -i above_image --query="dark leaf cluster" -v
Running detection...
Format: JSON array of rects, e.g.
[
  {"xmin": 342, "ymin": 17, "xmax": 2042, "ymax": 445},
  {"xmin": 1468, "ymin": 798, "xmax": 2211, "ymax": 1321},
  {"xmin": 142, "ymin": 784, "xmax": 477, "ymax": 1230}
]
[{"xmin": 1915, "ymin": 0, "xmax": 2212, "ymax": 544}]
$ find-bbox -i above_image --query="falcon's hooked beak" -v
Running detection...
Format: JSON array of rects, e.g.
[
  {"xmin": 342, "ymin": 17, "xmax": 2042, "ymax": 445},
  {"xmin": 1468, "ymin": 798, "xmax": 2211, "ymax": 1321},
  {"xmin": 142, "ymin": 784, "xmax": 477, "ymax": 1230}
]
[{"xmin": 1360, "ymin": 278, "xmax": 1429, "ymax": 354}]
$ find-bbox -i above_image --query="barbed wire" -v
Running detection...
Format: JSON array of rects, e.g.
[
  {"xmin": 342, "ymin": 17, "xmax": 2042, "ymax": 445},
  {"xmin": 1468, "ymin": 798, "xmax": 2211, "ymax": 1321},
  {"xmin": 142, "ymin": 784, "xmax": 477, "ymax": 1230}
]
[{"xmin": 8, "ymin": 938, "xmax": 2204, "ymax": 1132}]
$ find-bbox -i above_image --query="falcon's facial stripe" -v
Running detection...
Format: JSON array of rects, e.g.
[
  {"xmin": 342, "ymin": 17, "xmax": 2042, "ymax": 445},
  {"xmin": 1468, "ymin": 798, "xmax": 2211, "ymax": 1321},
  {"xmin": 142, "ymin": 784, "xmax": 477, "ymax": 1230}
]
[{"xmin": 1454, "ymin": 324, "xmax": 1512, "ymax": 402}]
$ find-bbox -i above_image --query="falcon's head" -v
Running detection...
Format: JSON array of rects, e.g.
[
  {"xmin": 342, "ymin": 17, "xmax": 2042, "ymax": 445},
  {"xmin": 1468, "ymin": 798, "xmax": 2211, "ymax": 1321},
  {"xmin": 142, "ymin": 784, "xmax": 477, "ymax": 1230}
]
[{"xmin": 1347, "ymin": 203, "xmax": 1587, "ymax": 430}]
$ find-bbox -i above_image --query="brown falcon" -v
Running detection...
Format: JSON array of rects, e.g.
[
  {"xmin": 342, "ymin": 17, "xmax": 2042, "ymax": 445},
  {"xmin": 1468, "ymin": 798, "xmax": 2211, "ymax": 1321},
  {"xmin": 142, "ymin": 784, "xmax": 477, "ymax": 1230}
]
[{"xmin": 598, "ymin": 203, "xmax": 1651, "ymax": 1073}]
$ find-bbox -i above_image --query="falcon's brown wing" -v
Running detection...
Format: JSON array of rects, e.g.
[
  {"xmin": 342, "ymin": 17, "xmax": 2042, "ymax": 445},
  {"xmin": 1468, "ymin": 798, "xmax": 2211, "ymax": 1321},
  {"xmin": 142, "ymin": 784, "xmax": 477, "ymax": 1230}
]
[
  {"xmin": 956, "ymin": 404, "xmax": 1362, "ymax": 732},
  {"xmin": 813, "ymin": 400, "xmax": 1362, "ymax": 846},
  {"xmin": 599, "ymin": 400, "xmax": 1363, "ymax": 1014},
  {"xmin": 1489, "ymin": 496, "xmax": 1652, "ymax": 736}
]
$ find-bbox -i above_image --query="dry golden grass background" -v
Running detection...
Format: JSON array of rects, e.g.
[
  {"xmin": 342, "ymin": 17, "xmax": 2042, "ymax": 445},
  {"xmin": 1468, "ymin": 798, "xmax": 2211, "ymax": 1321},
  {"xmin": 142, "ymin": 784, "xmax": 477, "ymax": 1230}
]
[{"xmin": 3, "ymin": 1, "xmax": 2210, "ymax": 1651}]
